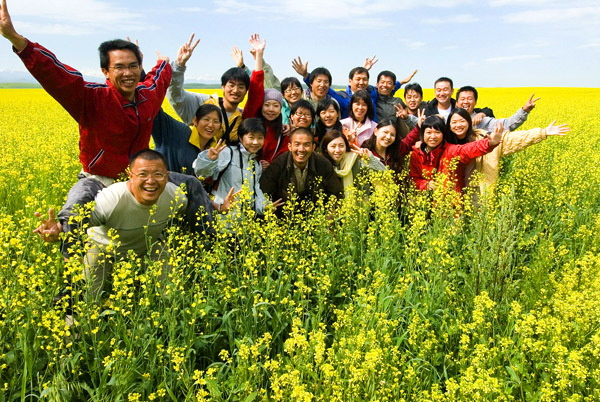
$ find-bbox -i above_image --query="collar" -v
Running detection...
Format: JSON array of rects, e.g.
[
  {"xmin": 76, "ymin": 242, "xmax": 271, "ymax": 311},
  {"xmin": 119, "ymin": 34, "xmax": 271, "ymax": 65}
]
[{"xmin": 238, "ymin": 143, "xmax": 257, "ymax": 159}]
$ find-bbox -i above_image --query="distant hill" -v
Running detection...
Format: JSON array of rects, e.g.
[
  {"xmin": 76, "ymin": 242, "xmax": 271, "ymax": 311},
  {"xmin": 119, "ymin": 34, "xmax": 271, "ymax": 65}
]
[
  {"xmin": 0, "ymin": 82, "xmax": 348, "ymax": 90},
  {"xmin": 0, "ymin": 82, "xmax": 41, "ymax": 88}
]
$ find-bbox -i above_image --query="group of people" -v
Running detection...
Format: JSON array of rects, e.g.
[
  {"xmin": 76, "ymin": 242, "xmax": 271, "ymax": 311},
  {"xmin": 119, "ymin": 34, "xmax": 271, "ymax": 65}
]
[{"xmin": 0, "ymin": 0, "xmax": 569, "ymax": 300}]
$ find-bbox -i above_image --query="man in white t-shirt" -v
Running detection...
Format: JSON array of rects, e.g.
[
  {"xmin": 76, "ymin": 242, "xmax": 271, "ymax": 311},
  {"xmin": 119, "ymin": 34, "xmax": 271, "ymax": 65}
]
[{"xmin": 35, "ymin": 150, "xmax": 193, "ymax": 299}]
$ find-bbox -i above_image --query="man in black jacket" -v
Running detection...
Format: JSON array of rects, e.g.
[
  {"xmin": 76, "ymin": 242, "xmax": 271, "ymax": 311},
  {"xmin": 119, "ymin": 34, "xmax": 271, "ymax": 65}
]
[{"xmin": 260, "ymin": 128, "xmax": 343, "ymax": 212}]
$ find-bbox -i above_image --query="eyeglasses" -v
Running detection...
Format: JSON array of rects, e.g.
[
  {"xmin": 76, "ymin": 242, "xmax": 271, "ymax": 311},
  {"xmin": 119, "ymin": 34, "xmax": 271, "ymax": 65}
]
[
  {"xmin": 110, "ymin": 63, "xmax": 141, "ymax": 72},
  {"xmin": 132, "ymin": 172, "xmax": 167, "ymax": 181},
  {"xmin": 284, "ymin": 87, "xmax": 302, "ymax": 94},
  {"xmin": 294, "ymin": 111, "xmax": 312, "ymax": 118}
]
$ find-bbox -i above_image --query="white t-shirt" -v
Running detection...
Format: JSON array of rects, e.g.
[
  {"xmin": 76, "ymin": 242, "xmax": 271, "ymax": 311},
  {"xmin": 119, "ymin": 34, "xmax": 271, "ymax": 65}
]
[{"xmin": 87, "ymin": 182, "xmax": 187, "ymax": 255}]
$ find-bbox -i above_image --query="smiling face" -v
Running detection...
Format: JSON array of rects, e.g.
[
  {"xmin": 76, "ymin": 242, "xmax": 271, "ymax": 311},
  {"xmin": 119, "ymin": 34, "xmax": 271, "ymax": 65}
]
[
  {"xmin": 193, "ymin": 110, "xmax": 221, "ymax": 143},
  {"xmin": 374, "ymin": 124, "xmax": 396, "ymax": 151},
  {"xmin": 222, "ymin": 79, "xmax": 248, "ymax": 106},
  {"xmin": 240, "ymin": 131, "xmax": 265, "ymax": 155},
  {"xmin": 101, "ymin": 49, "xmax": 141, "ymax": 101},
  {"xmin": 319, "ymin": 104, "xmax": 339, "ymax": 128},
  {"xmin": 424, "ymin": 127, "xmax": 444, "ymax": 150},
  {"xmin": 456, "ymin": 91, "xmax": 477, "ymax": 115},
  {"xmin": 127, "ymin": 157, "xmax": 168, "ymax": 206},
  {"xmin": 288, "ymin": 132, "xmax": 314, "ymax": 169},
  {"xmin": 405, "ymin": 89, "xmax": 423, "ymax": 113},
  {"xmin": 326, "ymin": 137, "xmax": 347, "ymax": 164},
  {"xmin": 262, "ymin": 100, "xmax": 282, "ymax": 122},
  {"xmin": 434, "ymin": 80, "xmax": 453, "ymax": 107},
  {"xmin": 311, "ymin": 74, "xmax": 330, "ymax": 99},
  {"xmin": 349, "ymin": 71, "xmax": 369, "ymax": 93},
  {"xmin": 450, "ymin": 113, "xmax": 469, "ymax": 139},
  {"xmin": 377, "ymin": 75, "xmax": 395, "ymax": 96},
  {"xmin": 283, "ymin": 84, "xmax": 303, "ymax": 104},
  {"xmin": 352, "ymin": 98, "xmax": 369, "ymax": 122},
  {"xmin": 291, "ymin": 107, "xmax": 313, "ymax": 128}
]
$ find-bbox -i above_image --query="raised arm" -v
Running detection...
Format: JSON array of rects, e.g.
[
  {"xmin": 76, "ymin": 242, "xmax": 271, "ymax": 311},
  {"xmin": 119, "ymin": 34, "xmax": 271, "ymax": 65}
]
[
  {"xmin": 242, "ymin": 34, "xmax": 266, "ymax": 119},
  {"xmin": 0, "ymin": 0, "xmax": 27, "ymax": 51},
  {"xmin": 292, "ymin": 57, "xmax": 309, "ymax": 80},
  {"xmin": 193, "ymin": 139, "xmax": 230, "ymax": 178},
  {"xmin": 167, "ymin": 33, "xmax": 209, "ymax": 125},
  {"xmin": 399, "ymin": 69, "xmax": 418, "ymax": 85}
]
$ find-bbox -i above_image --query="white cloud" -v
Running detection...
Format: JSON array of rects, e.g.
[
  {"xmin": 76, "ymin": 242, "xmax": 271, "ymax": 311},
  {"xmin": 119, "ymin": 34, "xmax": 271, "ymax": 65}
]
[
  {"xmin": 490, "ymin": 0, "xmax": 595, "ymax": 6},
  {"xmin": 578, "ymin": 41, "xmax": 600, "ymax": 49},
  {"xmin": 7, "ymin": 0, "xmax": 149, "ymax": 34},
  {"xmin": 178, "ymin": 7, "xmax": 206, "ymax": 13},
  {"xmin": 210, "ymin": 0, "xmax": 476, "ymax": 27},
  {"xmin": 408, "ymin": 41, "xmax": 427, "ymax": 50},
  {"xmin": 422, "ymin": 14, "xmax": 478, "ymax": 24},
  {"xmin": 484, "ymin": 54, "xmax": 541, "ymax": 62},
  {"xmin": 502, "ymin": 6, "xmax": 600, "ymax": 24}
]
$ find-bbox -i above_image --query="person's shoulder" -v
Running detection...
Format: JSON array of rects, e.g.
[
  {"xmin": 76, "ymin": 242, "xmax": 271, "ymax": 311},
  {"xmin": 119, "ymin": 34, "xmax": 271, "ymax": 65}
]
[
  {"xmin": 336, "ymin": 90, "xmax": 351, "ymax": 99},
  {"xmin": 94, "ymin": 182, "xmax": 129, "ymax": 212},
  {"xmin": 98, "ymin": 181, "xmax": 128, "ymax": 198},
  {"xmin": 474, "ymin": 128, "xmax": 488, "ymax": 138},
  {"xmin": 312, "ymin": 152, "xmax": 334, "ymax": 168},
  {"xmin": 269, "ymin": 152, "xmax": 291, "ymax": 169}
]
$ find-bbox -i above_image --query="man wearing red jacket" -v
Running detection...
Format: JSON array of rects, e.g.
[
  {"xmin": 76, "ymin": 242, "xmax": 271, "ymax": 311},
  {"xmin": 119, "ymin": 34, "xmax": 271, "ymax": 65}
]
[{"xmin": 0, "ymin": 0, "xmax": 173, "ymax": 256}]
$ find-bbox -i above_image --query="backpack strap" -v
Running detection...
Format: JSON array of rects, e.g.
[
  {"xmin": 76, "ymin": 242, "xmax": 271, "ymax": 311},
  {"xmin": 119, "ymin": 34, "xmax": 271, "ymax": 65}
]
[{"xmin": 218, "ymin": 97, "xmax": 239, "ymax": 144}]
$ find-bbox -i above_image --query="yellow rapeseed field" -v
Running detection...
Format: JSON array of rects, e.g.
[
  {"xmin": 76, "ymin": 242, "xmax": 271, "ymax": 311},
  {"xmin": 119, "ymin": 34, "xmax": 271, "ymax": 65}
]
[{"xmin": 1, "ymin": 87, "xmax": 600, "ymax": 401}]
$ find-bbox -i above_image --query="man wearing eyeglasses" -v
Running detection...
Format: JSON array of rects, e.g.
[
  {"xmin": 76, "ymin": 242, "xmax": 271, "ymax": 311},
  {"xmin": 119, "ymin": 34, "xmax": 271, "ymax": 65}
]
[
  {"xmin": 0, "ymin": 0, "xmax": 171, "ymax": 180},
  {"xmin": 36, "ymin": 150, "xmax": 196, "ymax": 300}
]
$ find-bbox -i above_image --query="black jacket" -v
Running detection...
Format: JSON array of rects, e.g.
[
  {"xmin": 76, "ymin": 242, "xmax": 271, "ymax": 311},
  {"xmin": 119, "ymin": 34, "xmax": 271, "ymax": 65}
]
[{"xmin": 260, "ymin": 151, "xmax": 343, "ymax": 206}]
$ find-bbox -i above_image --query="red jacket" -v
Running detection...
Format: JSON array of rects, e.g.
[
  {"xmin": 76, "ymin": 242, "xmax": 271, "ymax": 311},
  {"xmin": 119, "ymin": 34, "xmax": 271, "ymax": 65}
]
[
  {"xmin": 409, "ymin": 138, "xmax": 495, "ymax": 193},
  {"xmin": 242, "ymin": 70, "xmax": 289, "ymax": 163},
  {"xmin": 17, "ymin": 40, "xmax": 172, "ymax": 178}
]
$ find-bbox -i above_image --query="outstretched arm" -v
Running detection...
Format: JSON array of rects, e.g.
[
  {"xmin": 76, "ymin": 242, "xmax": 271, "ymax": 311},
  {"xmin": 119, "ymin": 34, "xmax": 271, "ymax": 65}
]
[
  {"xmin": 0, "ymin": 0, "xmax": 26, "ymax": 51},
  {"xmin": 33, "ymin": 208, "xmax": 62, "ymax": 243},
  {"xmin": 499, "ymin": 120, "xmax": 569, "ymax": 157},
  {"xmin": 399, "ymin": 69, "xmax": 418, "ymax": 85}
]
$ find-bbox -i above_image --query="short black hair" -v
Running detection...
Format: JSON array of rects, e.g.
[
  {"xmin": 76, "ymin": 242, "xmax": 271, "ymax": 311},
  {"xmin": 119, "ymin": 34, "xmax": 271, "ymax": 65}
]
[
  {"xmin": 404, "ymin": 83, "xmax": 423, "ymax": 98},
  {"xmin": 456, "ymin": 86, "xmax": 478, "ymax": 101},
  {"xmin": 434, "ymin": 76, "xmax": 454, "ymax": 90},
  {"xmin": 238, "ymin": 117, "xmax": 266, "ymax": 138},
  {"xmin": 221, "ymin": 67, "xmax": 250, "ymax": 89},
  {"xmin": 194, "ymin": 103, "xmax": 222, "ymax": 122},
  {"xmin": 290, "ymin": 99, "xmax": 315, "ymax": 121},
  {"xmin": 98, "ymin": 39, "xmax": 142, "ymax": 70},
  {"xmin": 129, "ymin": 149, "xmax": 168, "ymax": 169},
  {"xmin": 290, "ymin": 127, "xmax": 314, "ymax": 141},
  {"xmin": 348, "ymin": 66, "xmax": 369, "ymax": 80},
  {"xmin": 377, "ymin": 70, "xmax": 396, "ymax": 83},
  {"xmin": 309, "ymin": 67, "xmax": 332, "ymax": 86},
  {"xmin": 281, "ymin": 77, "xmax": 303, "ymax": 94}
]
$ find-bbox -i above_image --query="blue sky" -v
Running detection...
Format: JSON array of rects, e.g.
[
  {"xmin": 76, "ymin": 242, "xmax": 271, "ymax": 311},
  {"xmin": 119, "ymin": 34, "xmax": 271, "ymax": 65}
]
[{"xmin": 1, "ymin": 0, "xmax": 598, "ymax": 87}]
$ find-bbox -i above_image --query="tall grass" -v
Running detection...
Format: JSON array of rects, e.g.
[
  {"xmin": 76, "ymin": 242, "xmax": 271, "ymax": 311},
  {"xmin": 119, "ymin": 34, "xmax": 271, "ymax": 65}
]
[{"xmin": 0, "ymin": 88, "xmax": 599, "ymax": 401}]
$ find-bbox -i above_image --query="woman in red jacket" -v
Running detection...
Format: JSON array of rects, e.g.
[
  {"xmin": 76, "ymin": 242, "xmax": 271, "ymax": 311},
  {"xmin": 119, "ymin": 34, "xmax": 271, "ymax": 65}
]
[{"xmin": 409, "ymin": 115, "xmax": 502, "ymax": 193}]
